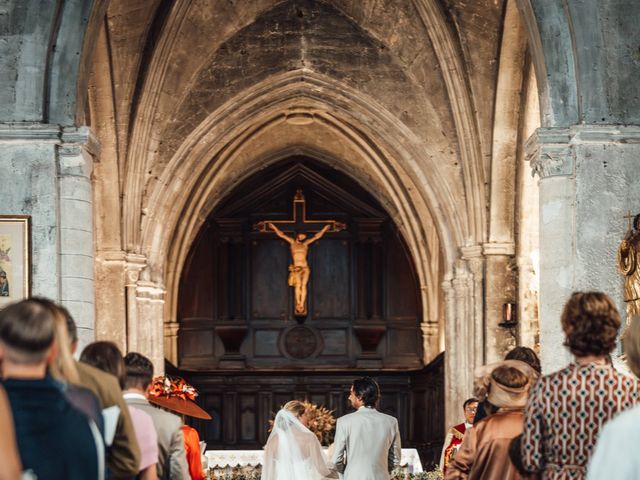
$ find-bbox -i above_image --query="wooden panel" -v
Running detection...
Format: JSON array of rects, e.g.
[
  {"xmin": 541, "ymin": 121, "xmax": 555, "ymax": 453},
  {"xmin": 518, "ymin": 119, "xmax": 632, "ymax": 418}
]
[
  {"xmin": 319, "ymin": 329, "xmax": 348, "ymax": 356},
  {"xmin": 180, "ymin": 358, "xmax": 444, "ymax": 467},
  {"xmin": 179, "ymin": 329, "xmax": 214, "ymax": 357},
  {"xmin": 311, "ymin": 239, "xmax": 349, "ymax": 319},
  {"xmin": 254, "ymin": 329, "xmax": 281, "ymax": 356},
  {"xmin": 386, "ymin": 230, "xmax": 418, "ymax": 318},
  {"xmin": 240, "ymin": 394, "xmax": 257, "ymax": 441},
  {"xmin": 179, "ymin": 225, "xmax": 214, "ymax": 319},
  {"xmin": 251, "ymin": 240, "xmax": 289, "ymax": 319}
]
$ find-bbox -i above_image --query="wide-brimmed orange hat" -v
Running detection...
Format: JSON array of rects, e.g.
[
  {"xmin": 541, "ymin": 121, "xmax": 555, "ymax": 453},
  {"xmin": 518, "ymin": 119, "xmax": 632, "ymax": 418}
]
[{"xmin": 147, "ymin": 375, "xmax": 212, "ymax": 420}]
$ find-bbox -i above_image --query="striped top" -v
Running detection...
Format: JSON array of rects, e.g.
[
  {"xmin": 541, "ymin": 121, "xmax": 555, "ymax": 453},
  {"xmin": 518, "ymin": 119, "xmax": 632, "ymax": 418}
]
[{"xmin": 521, "ymin": 362, "xmax": 639, "ymax": 480}]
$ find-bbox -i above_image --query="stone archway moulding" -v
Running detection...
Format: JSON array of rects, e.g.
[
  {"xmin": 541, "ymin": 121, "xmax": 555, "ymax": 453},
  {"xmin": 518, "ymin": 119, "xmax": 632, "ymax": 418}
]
[
  {"xmin": 138, "ymin": 71, "xmax": 460, "ymax": 354},
  {"xmin": 120, "ymin": 70, "xmax": 486, "ymax": 430}
]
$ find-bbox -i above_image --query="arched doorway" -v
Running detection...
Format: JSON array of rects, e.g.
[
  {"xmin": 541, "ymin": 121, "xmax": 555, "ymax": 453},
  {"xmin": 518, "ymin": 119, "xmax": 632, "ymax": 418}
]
[{"xmin": 174, "ymin": 158, "xmax": 443, "ymax": 464}]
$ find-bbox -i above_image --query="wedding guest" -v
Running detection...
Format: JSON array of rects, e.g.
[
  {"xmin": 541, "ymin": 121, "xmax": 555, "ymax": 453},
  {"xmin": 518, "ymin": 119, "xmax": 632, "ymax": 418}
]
[
  {"xmin": 33, "ymin": 298, "xmax": 104, "ymax": 436},
  {"xmin": 521, "ymin": 292, "xmax": 639, "ymax": 480},
  {"xmin": 0, "ymin": 299, "xmax": 100, "ymax": 479},
  {"xmin": 147, "ymin": 374, "xmax": 213, "ymax": 480},
  {"xmin": 446, "ymin": 363, "xmax": 536, "ymax": 480},
  {"xmin": 474, "ymin": 347, "xmax": 541, "ymax": 424},
  {"xmin": 439, "ymin": 398, "xmax": 478, "ymax": 474},
  {"xmin": 0, "ymin": 384, "xmax": 23, "ymax": 480},
  {"xmin": 81, "ymin": 341, "xmax": 159, "ymax": 480},
  {"xmin": 123, "ymin": 352, "xmax": 189, "ymax": 480},
  {"xmin": 57, "ymin": 302, "xmax": 141, "ymax": 479},
  {"xmin": 587, "ymin": 314, "xmax": 640, "ymax": 479}
]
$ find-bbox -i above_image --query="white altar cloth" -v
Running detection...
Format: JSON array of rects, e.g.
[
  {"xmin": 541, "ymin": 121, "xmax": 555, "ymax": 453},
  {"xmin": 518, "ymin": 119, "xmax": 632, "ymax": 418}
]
[{"xmin": 205, "ymin": 448, "xmax": 423, "ymax": 473}]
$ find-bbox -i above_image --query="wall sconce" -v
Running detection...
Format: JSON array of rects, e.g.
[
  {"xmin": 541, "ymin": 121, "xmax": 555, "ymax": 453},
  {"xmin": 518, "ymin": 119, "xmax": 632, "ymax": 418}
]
[{"xmin": 499, "ymin": 302, "xmax": 517, "ymax": 328}]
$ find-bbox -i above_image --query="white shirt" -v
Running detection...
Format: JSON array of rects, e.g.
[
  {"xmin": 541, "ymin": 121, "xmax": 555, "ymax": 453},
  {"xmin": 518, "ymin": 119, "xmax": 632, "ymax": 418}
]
[{"xmin": 587, "ymin": 404, "xmax": 640, "ymax": 479}]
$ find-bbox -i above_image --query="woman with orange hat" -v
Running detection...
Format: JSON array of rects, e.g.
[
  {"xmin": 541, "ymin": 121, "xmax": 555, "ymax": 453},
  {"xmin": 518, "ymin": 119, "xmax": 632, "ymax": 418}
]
[{"xmin": 148, "ymin": 375, "xmax": 211, "ymax": 480}]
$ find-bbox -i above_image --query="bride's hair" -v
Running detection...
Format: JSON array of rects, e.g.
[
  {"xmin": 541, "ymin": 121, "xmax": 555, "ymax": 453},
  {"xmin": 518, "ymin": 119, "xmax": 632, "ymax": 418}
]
[{"xmin": 283, "ymin": 400, "xmax": 306, "ymax": 417}]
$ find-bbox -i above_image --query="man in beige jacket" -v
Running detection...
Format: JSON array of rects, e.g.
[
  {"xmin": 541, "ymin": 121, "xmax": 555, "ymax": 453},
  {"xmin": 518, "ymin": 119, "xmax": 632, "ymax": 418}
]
[{"xmin": 332, "ymin": 377, "xmax": 401, "ymax": 480}]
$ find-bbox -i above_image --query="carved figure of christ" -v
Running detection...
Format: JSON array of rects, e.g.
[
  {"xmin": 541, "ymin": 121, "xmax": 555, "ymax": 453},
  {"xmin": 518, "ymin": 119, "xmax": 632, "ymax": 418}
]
[{"xmin": 268, "ymin": 222, "xmax": 331, "ymax": 315}]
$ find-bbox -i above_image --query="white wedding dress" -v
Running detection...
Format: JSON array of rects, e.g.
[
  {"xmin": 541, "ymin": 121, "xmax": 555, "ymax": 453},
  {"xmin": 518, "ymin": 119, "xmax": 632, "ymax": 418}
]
[{"xmin": 263, "ymin": 409, "xmax": 337, "ymax": 480}]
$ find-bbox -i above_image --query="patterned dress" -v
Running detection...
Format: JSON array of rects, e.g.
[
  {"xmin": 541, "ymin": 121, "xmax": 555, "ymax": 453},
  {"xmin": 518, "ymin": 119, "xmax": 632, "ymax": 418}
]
[{"xmin": 521, "ymin": 362, "xmax": 639, "ymax": 480}]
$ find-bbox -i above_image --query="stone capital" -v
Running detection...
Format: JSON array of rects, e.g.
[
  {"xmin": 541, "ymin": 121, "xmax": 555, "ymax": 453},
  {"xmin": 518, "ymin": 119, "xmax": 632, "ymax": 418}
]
[
  {"xmin": 526, "ymin": 125, "xmax": 640, "ymax": 179},
  {"xmin": 482, "ymin": 242, "xmax": 515, "ymax": 256},
  {"xmin": 460, "ymin": 244, "xmax": 483, "ymax": 259},
  {"xmin": 125, "ymin": 253, "xmax": 147, "ymax": 285},
  {"xmin": 59, "ymin": 126, "xmax": 101, "ymax": 159},
  {"xmin": 525, "ymin": 128, "xmax": 574, "ymax": 179}
]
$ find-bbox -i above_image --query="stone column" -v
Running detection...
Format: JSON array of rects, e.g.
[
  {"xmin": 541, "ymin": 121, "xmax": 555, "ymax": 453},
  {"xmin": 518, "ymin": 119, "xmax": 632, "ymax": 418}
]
[
  {"xmin": 444, "ymin": 248, "xmax": 485, "ymax": 429},
  {"xmin": 125, "ymin": 253, "xmax": 166, "ymax": 372},
  {"xmin": 57, "ymin": 127, "xmax": 99, "ymax": 347},
  {"xmin": 527, "ymin": 125, "xmax": 640, "ymax": 372},
  {"xmin": 0, "ymin": 124, "xmax": 97, "ymax": 349},
  {"xmin": 482, "ymin": 242, "xmax": 517, "ymax": 363}
]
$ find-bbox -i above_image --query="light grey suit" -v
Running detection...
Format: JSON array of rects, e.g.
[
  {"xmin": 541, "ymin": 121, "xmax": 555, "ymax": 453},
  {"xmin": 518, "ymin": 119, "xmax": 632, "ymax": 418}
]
[
  {"xmin": 124, "ymin": 394, "xmax": 189, "ymax": 480},
  {"xmin": 332, "ymin": 407, "xmax": 401, "ymax": 480}
]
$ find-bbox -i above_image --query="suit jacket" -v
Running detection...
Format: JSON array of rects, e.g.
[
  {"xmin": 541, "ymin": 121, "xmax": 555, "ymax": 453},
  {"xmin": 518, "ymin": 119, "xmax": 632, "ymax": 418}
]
[
  {"xmin": 124, "ymin": 394, "xmax": 189, "ymax": 480},
  {"xmin": 76, "ymin": 361, "xmax": 140, "ymax": 479},
  {"xmin": 332, "ymin": 407, "xmax": 401, "ymax": 480}
]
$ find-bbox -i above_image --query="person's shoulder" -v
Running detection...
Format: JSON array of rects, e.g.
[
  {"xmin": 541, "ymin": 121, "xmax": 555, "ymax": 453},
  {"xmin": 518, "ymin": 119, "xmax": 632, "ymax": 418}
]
[
  {"xmin": 376, "ymin": 409, "xmax": 398, "ymax": 423},
  {"xmin": 75, "ymin": 361, "xmax": 122, "ymax": 406},
  {"xmin": 129, "ymin": 405, "xmax": 155, "ymax": 427},
  {"xmin": 76, "ymin": 361, "xmax": 120, "ymax": 388},
  {"xmin": 450, "ymin": 422, "xmax": 466, "ymax": 433},
  {"xmin": 600, "ymin": 404, "xmax": 640, "ymax": 437},
  {"xmin": 153, "ymin": 405, "xmax": 183, "ymax": 428}
]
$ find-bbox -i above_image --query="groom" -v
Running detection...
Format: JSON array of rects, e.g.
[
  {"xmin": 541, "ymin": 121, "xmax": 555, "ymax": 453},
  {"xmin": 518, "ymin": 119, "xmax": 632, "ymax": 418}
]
[{"xmin": 332, "ymin": 377, "xmax": 401, "ymax": 480}]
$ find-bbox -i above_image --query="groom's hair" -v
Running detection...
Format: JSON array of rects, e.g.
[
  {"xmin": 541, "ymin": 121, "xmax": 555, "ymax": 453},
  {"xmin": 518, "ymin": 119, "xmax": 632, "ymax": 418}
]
[{"xmin": 352, "ymin": 377, "xmax": 380, "ymax": 407}]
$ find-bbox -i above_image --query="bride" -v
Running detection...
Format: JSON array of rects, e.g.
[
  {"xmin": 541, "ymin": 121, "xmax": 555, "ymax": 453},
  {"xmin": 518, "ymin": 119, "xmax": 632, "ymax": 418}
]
[{"xmin": 263, "ymin": 400, "xmax": 337, "ymax": 480}]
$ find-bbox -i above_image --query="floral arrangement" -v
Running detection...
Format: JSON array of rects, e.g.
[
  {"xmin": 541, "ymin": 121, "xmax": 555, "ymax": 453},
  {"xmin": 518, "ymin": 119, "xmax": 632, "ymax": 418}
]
[
  {"xmin": 303, "ymin": 401, "xmax": 336, "ymax": 446},
  {"xmin": 391, "ymin": 471, "xmax": 443, "ymax": 480},
  {"xmin": 147, "ymin": 374, "xmax": 198, "ymax": 400},
  {"xmin": 268, "ymin": 401, "xmax": 337, "ymax": 446}
]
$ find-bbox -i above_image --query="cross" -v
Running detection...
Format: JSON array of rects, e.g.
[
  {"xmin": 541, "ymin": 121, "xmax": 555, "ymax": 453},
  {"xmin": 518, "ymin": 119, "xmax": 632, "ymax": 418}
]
[
  {"xmin": 624, "ymin": 210, "xmax": 637, "ymax": 231},
  {"xmin": 253, "ymin": 188, "xmax": 345, "ymax": 234}
]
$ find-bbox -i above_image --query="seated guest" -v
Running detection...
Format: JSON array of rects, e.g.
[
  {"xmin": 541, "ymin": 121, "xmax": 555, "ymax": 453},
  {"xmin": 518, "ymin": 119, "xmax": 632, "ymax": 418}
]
[
  {"xmin": 81, "ymin": 341, "xmax": 159, "ymax": 480},
  {"xmin": 147, "ymin": 375, "xmax": 213, "ymax": 480},
  {"xmin": 56, "ymin": 303, "xmax": 141, "ymax": 479},
  {"xmin": 0, "ymin": 299, "xmax": 100, "ymax": 479},
  {"xmin": 123, "ymin": 352, "xmax": 189, "ymax": 480},
  {"xmin": 439, "ymin": 398, "xmax": 478, "ymax": 474},
  {"xmin": 587, "ymin": 315, "xmax": 640, "ymax": 479},
  {"xmin": 446, "ymin": 363, "xmax": 536, "ymax": 480},
  {"xmin": 521, "ymin": 292, "xmax": 639, "ymax": 480}
]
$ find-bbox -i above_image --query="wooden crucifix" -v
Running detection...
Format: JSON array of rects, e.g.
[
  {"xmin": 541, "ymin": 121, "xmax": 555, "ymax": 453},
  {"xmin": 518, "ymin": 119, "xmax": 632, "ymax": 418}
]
[{"xmin": 254, "ymin": 188, "xmax": 346, "ymax": 317}]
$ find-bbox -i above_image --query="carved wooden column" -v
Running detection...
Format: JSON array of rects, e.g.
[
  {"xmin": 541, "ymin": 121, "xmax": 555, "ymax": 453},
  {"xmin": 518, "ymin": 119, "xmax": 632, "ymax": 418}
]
[
  {"xmin": 214, "ymin": 219, "xmax": 248, "ymax": 368},
  {"xmin": 353, "ymin": 219, "xmax": 385, "ymax": 368}
]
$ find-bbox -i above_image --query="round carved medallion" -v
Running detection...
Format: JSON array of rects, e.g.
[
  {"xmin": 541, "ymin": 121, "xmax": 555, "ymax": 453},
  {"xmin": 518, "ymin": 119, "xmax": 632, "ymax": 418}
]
[{"xmin": 283, "ymin": 326, "xmax": 319, "ymax": 359}]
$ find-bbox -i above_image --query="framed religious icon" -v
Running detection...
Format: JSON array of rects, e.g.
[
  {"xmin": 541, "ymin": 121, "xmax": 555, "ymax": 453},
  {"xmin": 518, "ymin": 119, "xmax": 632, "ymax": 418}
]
[{"xmin": 0, "ymin": 216, "xmax": 31, "ymax": 306}]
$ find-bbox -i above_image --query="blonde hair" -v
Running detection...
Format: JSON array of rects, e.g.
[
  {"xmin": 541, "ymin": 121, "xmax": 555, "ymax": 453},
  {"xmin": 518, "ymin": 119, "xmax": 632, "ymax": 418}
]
[
  {"xmin": 48, "ymin": 304, "xmax": 80, "ymax": 385},
  {"xmin": 283, "ymin": 400, "xmax": 306, "ymax": 417},
  {"xmin": 623, "ymin": 315, "xmax": 640, "ymax": 378}
]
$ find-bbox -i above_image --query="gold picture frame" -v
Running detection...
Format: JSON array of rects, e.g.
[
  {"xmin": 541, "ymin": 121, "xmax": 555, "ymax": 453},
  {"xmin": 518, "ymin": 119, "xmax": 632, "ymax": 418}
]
[{"xmin": 0, "ymin": 216, "xmax": 31, "ymax": 305}]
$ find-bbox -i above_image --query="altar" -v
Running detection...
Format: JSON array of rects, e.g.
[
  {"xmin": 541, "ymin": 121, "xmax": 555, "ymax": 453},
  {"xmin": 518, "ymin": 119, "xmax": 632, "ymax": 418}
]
[{"xmin": 204, "ymin": 448, "xmax": 423, "ymax": 476}]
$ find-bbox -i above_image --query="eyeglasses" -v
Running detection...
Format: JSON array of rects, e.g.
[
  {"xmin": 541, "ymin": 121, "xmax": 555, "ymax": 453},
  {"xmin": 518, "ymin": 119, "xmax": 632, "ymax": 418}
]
[{"xmin": 465, "ymin": 406, "xmax": 477, "ymax": 413}]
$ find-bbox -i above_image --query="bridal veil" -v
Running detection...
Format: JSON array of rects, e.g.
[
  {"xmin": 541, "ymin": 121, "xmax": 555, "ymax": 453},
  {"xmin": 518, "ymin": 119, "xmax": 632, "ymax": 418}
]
[{"xmin": 263, "ymin": 409, "xmax": 336, "ymax": 480}]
